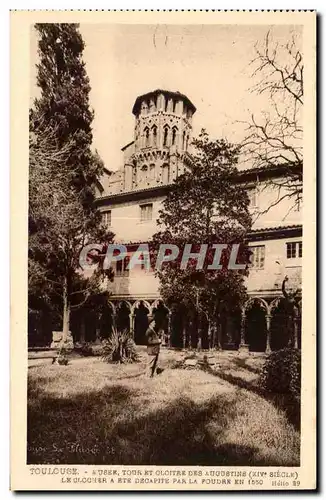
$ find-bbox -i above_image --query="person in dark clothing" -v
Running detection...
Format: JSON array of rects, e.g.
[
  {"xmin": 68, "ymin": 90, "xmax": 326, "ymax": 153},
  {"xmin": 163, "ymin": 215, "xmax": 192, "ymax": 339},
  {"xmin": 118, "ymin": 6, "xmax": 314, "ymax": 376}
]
[{"xmin": 145, "ymin": 319, "xmax": 163, "ymax": 377}]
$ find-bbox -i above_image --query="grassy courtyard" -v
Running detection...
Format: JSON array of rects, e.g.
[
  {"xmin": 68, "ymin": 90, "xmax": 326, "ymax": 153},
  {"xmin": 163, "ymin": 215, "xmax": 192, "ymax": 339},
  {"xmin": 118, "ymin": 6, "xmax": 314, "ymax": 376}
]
[{"xmin": 27, "ymin": 348, "xmax": 300, "ymax": 466}]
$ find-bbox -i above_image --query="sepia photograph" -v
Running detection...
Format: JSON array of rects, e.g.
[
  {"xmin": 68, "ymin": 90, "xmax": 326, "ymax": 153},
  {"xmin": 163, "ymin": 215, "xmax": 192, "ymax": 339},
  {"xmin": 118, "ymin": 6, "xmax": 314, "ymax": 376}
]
[{"xmin": 10, "ymin": 10, "xmax": 316, "ymax": 491}]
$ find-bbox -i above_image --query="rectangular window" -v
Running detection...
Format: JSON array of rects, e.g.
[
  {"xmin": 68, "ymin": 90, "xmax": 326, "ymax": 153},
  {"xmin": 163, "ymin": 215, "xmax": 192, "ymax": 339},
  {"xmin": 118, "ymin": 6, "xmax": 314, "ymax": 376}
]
[
  {"xmin": 102, "ymin": 210, "xmax": 111, "ymax": 227},
  {"xmin": 249, "ymin": 245, "xmax": 265, "ymax": 269},
  {"xmin": 139, "ymin": 252, "xmax": 152, "ymax": 271},
  {"xmin": 286, "ymin": 241, "xmax": 302, "ymax": 259},
  {"xmin": 140, "ymin": 203, "xmax": 153, "ymax": 222},
  {"xmin": 248, "ymin": 188, "xmax": 258, "ymax": 208},
  {"xmin": 115, "ymin": 257, "xmax": 129, "ymax": 277}
]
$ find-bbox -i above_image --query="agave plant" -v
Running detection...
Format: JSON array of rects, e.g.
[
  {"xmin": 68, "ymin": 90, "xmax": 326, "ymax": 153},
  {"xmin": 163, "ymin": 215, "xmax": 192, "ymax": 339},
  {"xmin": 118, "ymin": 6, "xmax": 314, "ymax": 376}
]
[{"xmin": 101, "ymin": 328, "xmax": 139, "ymax": 364}]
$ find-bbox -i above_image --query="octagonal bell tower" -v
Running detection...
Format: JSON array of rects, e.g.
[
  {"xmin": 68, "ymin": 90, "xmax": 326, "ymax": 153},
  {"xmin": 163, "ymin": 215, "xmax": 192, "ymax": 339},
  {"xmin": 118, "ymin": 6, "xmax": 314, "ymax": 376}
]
[{"xmin": 123, "ymin": 89, "xmax": 196, "ymax": 191}]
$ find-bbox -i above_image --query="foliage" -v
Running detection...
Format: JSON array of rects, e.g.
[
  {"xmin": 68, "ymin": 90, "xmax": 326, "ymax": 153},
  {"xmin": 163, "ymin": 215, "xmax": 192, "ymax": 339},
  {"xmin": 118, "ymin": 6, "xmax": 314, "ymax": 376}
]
[
  {"xmin": 101, "ymin": 329, "xmax": 139, "ymax": 364},
  {"xmin": 151, "ymin": 130, "xmax": 252, "ymax": 326},
  {"xmin": 56, "ymin": 346, "xmax": 69, "ymax": 366},
  {"xmin": 30, "ymin": 23, "xmax": 101, "ymax": 203},
  {"xmin": 260, "ymin": 348, "xmax": 301, "ymax": 401},
  {"xmin": 241, "ymin": 30, "xmax": 303, "ymax": 209},
  {"xmin": 77, "ymin": 342, "xmax": 94, "ymax": 357},
  {"xmin": 29, "ymin": 23, "xmax": 114, "ymax": 342}
]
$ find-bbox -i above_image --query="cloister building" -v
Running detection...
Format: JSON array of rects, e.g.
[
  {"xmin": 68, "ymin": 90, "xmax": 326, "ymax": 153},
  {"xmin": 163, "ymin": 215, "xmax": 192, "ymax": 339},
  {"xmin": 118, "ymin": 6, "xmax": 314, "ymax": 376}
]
[{"xmin": 76, "ymin": 89, "xmax": 302, "ymax": 353}]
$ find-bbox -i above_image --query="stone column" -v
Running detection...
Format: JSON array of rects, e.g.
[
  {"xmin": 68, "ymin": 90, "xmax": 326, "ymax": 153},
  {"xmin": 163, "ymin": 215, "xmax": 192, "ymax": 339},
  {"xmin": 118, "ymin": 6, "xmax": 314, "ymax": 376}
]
[
  {"xmin": 197, "ymin": 317, "xmax": 202, "ymax": 351},
  {"xmin": 111, "ymin": 310, "xmax": 116, "ymax": 330},
  {"xmin": 265, "ymin": 313, "xmax": 272, "ymax": 354},
  {"xmin": 95, "ymin": 328, "xmax": 101, "ymax": 345},
  {"xmin": 216, "ymin": 322, "xmax": 222, "ymax": 350},
  {"xmin": 197, "ymin": 333, "xmax": 202, "ymax": 351},
  {"xmin": 167, "ymin": 312, "xmax": 172, "ymax": 347},
  {"xmin": 129, "ymin": 313, "xmax": 134, "ymax": 336},
  {"xmin": 238, "ymin": 309, "xmax": 249, "ymax": 354},
  {"xmin": 210, "ymin": 321, "xmax": 217, "ymax": 350},
  {"xmin": 182, "ymin": 324, "xmax": 186, "ymax": 350},
  {"xmin": 207, "ymin": 320, "xmax": 212, "ymax": 349}
]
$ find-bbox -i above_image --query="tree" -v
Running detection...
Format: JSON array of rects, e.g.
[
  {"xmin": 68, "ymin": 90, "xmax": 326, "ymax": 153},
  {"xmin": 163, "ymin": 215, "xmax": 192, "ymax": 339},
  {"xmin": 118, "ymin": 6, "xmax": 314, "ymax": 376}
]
[
  {"xmin": 281, "ymin": 275, "xmax": 301, "ymax": 349},
  {"xmin": 29, "ymin": 24, "xmax": 114, "ymax": 344},
  {"xmin": 151, "ymin": 130, "xmax": 252, "ymax": 347},
  {"xmin": 30, "ymin": 23, "xmax": 101, "ymax": 206},
  {"xmin": 241, "ymin": 30, "xmax": 303, "ymax": 211}
]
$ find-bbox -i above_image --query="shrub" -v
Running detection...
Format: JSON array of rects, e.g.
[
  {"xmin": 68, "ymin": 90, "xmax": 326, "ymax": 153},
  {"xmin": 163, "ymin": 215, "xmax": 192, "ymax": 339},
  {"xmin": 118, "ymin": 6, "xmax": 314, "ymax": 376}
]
[
  {"xmin": 79, "ymin": 342, "xmax": 94, "ymax": 357},
  {"xmin": 56, "ymin": 346, "xmax": 69, "ymax": 366},
  {"xmin": 260, "ymin": 348, "xmax": 301, "ymax": 401},
  {"xmin": 101, "ymin": 328, "xmax": 139, "ymax": 364}
]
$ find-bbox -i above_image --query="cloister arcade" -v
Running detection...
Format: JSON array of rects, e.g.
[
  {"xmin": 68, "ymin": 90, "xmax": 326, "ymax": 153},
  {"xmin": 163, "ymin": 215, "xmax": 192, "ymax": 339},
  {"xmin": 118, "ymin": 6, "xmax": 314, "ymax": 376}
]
[{"xmin": 72, "ymin": 296, "xmax": 301, "ymax": 353}]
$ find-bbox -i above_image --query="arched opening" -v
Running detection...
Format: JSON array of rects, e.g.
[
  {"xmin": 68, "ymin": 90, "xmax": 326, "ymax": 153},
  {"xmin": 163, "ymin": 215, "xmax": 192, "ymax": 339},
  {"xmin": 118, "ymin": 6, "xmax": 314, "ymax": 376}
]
[
  {"xmin": 28, "ymin": 307, "xmax": 54, "ymax": 347},
  {"xmin": 149, "ymin": 99, "xmax": 155, "ymax": 113},
  {"xmin": 141, "ymin": 101, "xmax": 148, "ymax": 115},
  {"xmin": 149, "ymin": 163, "xmax": 155, "ymax": 180},
  {"xmin": 116, "ymin": 302, "xmax": 131, "ymax": 333},
  {"xmin": 170, "ymin": 305, "xmax": 185, "ymax": 348},
  {"xmin": 83, "ymin": 308, "xmax": 97, "ymax": 342},
  {"xmin": 134, "ymin": 301, "xmax": 150, "ymax": 345},
  {"xmin": 144, "ymin": 127, "xmax": 150, "ymax": 148},
  {"xmin": 98, "ymin": 302, "xmax": 114, "ymax": 339},
  {"xmin": 163, "ymin": 126, "xmax": 169, "ymax": 147},
  {"xmin": 245, "ymin": 300, "xmax": 267, "ymax": 352},
  {"xmin": 162, "ymin": 163, "xmax": 170, "ymax": 184},
  {"xmin": 270, "ymin": 298, "xmax": 293, "ymax": 351},
  {"xmin": 182, "ymin": 131, "xmax": 186, "ymax": 149},
  {"xmin": 199, "ymin": 313, "xmax": 209, "ymax": 350},
  {"xmin": 219, "ymin": 309, "xmax": 241, "ymax": 350},
  {"xmin": 152, "ymin": 125, "xmax": 157, "ymax": 147},
  {"xmin": 172, "ymin": 126, "xmax": 178, "ymax": 146},
  {"xmin": 185, "ymin": 308, "xmax": 199, "ymax": 348},
  {"xmin": 140, "ymin": 164, "xmax": 148, "ymax": 182},
  {"xmin": 152, "ymin": 300, "xmax": 170, "ymax": 345}
]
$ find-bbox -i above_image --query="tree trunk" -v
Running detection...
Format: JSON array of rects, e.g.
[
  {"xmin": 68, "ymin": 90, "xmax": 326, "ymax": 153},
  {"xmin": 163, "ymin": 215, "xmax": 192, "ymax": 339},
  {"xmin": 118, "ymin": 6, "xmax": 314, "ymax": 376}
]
[
  {"xmin": 216, "ymin": 312, "xmax": 223, "ymax": 350},
  {"xmin": 62, "ymin": 277, "xmax": 70, "ymax": 343}
]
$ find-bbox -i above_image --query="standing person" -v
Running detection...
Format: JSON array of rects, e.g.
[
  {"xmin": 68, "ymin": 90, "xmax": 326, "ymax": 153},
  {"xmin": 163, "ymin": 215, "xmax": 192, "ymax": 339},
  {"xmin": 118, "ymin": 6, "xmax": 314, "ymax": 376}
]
[{"xmin": 145, "ymin": 319, "xmax": 162, "ymax": 377}]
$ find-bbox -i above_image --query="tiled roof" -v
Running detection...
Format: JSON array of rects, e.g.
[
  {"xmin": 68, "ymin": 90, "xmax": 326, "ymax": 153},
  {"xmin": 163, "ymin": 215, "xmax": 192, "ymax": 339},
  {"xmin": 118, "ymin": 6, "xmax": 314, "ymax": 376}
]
[
  {"xmin": 95, "ymin": 183, "xmax": 174, "ymax": 202},
  {"xmin": 249, "ymin": 224, "xmax": 302, "ymax": 233},
  {"xmin": 96, "ymin": 163, "xmax": 301, "ymax": 202},
  {"xmin": 112, "ymin": 225, "xmax": 302, "ymax": 247}
]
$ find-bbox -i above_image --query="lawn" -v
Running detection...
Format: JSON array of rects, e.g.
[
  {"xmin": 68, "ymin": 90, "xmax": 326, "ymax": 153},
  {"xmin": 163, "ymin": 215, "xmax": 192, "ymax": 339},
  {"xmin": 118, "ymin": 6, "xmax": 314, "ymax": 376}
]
[{"xmin": 27, "ymin": 348, "xmax": 300, "ymax": 466}]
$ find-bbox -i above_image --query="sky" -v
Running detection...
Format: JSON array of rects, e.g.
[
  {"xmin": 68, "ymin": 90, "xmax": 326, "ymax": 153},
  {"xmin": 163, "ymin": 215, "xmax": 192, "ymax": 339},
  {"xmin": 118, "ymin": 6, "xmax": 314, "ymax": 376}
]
[{"xmin": 30, "ymin": 23, "xmax": 302, "ymax": 171}]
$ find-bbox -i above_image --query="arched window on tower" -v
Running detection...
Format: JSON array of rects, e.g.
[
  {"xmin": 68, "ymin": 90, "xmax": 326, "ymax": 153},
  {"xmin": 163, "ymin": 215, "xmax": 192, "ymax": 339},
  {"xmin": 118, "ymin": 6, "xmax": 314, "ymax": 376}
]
[
  {"xmin": 162, "ymin": 163, "xmax": 170, "ymax": 184},
  {"xmin": 141, "ymin": 100, "xmax": 148, "ymax": 115},
  {"xmin": 164, "ymin": 96, "xmax": 168, "ymax": 112},
  {"xmin": 185, "ymin": 135, "xmax": 189, "ymax": 151},
  {"xmin": 149, "ymin": 163, "xmax": 155, "ymax": 180},
  {"xmin": 163, "ymin": 126, "xmax": 169, "ymax": 147},
  {"xmin": 182, "ymin": 131, "xmax": 186, "ymax": 150},
  {"xmin": 173, "ymin": 100, "xmax": 177, "ymax": 113},
  {"xmin": 149, "ymin": 99, "xmax": 155, "ymax": 113},
  {"xmin": 152, "ymin": 126, "xmax": 157, "ymax": 147},
  {"xmin": 144, "ymin": 127, "xmax": 150, "ymax": 148},
  {"xmin": 141, "ymin": 164, "xmax": 148, "ymax": 182},
  {"xmin": 172, "ymin": 127, "xmax": 178, "ymax": 146}
]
